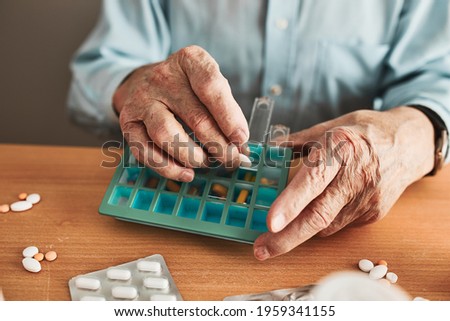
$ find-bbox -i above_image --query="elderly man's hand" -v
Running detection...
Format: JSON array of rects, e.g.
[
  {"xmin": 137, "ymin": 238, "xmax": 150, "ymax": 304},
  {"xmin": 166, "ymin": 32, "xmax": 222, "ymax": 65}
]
[
  {"xmin": 254, "ymin": 107, "xmax": 435, "ymax": 260},
  {"xmin": 113, "ymin": 46, "xmax": 249, "ymax": 182}
]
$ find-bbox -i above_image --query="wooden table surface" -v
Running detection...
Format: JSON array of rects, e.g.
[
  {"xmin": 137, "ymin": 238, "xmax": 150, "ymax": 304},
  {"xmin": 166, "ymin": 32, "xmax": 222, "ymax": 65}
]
[{"xmin": 0, "ymin": 144, "xmax": 449, "ymax": 301}]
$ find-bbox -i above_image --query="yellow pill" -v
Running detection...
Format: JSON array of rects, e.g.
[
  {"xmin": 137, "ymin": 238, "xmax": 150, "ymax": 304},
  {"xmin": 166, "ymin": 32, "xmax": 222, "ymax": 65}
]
[
  {"xmin": 33, "ymin": 253, "xmax": 44, "ymax": 262},
  {"xmin": 243, "ymin": 172, "xmax": 254, "ymax": 182},
  {"xmin": 236, "ymin": 189, "xmax": 249, "ymax": 204},
  {"xmin": 18, "ymin": 193, "xmax": 28, "ymax": 200},
  {"xmin": 377, "ymin": 259, "xmax": 388, "ymax": 267},
  {"xmin": 166, "ymin": 180, "xmax": 181, "ymax": 193},
  {"xmin": 0, "ymin": 204, "xmax": 9, "ymax": 214},
  {"xmin": 45, "ymin": 251, "xmax": 58, "ymax": 262},
  {"xmin": 211, "ymin": 184, "xmax": 228, "ymax": 198},
  {"xmin": 147, "ymin": 178, "xmax": 159, "ymax": 189}
]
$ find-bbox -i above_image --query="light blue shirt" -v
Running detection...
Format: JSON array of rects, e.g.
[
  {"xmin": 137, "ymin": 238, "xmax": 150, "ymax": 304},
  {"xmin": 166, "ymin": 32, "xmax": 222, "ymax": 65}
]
[{"xmin": 68, "ymin": 0, "xmax": 450, "ymax": 160}]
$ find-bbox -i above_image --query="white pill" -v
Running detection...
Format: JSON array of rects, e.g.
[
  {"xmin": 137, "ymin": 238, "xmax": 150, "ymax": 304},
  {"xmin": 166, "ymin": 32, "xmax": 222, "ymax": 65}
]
[
  {"xmin": 26, "ymin": 193, "xmax": 41, "ymax": 205},
  {"xmin": 10, "ymin": 201, "xmax": 33, "ymax": 212},
  {"xmin": 143, "ymin": 277, "xmax": 169, "ymax": 289},
  {"xmin": 413, "ymin": 296, "xmax": 429, "ymax": 301},
  {"xmin": 378, "ymin": 278, "xmax": 391, "ymax": 287},
  {"xmin": 22, "ymin": 257, "xmax": 41, "ymax": 273},
  {"xmin": 80, "ymin": 296, "xmax": 106, "ymax": 301},
  {"xmin": 137, "ymin": 260, "xmax": 161, "ymax": 273},
  {"xmin": 369, "ymin": 265, "xmax": 388, "ymax": 280},
  {"xmin": 386, "ymin": 272, "xmax": 398, "ymax": 284},
  {"xmin": 107, "ymin": 268, "xmax": 131, "ymax": 281},
  {"xmin": 22, "ymin": 246, "xmax": 39, "ymax": 258},
  {"xmin": 112, "ymin": 286, "xmax": 138, "ymax": 300},
  {"xmin": 150, "ymin": 294, "xmax": 176, "ymax": 301},
  {"xmin": 239, "ymin": 154, "xmax": 252, "ymax": 167},
  {"xmin": 358, "ymin": 259, "xmax": 374, "ymax": 273},
  {"xmin": 75, "ymin": 277, "xmax": 101, "ymax": 290}
]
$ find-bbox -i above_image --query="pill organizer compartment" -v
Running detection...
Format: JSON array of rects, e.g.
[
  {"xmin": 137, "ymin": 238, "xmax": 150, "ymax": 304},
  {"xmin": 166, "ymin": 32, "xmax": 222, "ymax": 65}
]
[
  {"xmin": 265, "ymin": 146, "xmax": 287, "ymax": 167},
  {"xmin": 99, "ymin": 142, "xmax": 291, "ymax": 243}
]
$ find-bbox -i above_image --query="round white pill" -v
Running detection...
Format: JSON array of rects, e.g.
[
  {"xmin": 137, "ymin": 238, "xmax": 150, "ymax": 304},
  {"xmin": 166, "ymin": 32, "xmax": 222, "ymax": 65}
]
[
  {"xmin": 143, "ymin": 277, "xmax": 169, "ymax": 289},
  {"xmin": 10, "ymin": 201, "xmax": 33, "ymax": 212},
  {"xmin": 22, "ymin": 257, "xmax": 41, "ymax": 273},
  {"xmin": 112, "ymin": 286, "xmax": 137, "ymax": 300},
  {"xmin": 107, "ymin": 268, "xmax": 131, "ymax": 281},
  {"xmin": 75, "ymin": 277, "xmax": 101, "ymax": 291},
  {"xmin": 386, "ymin": 272, "xmax": 398, "ymax": 284},
  {"xmin": 239, "ymin": 154, "xmax": 252, "ymax": 167},
  {"xmin": 150, "ymin": 294, "xmax": 177, "ymax": 301},
  {"xmin": 137, "ymin": 260, "xmax": 161, "ymax": 273},
  {"xmin": 358, "ymin": 259, "xmax": 374, "ymax": 273},
  {"xmin": 26, "ymin": 193, "xmax": 41, "ymax": 205},
  {"xmin": 369, "ymin": 265, "xmax": 388, "ymax": 280},
  {"xmin": 22, "ymin": 246, "xmax": 39, "ymax": 258},
  {"xmin": 413, "ymin": 296, "xmax": 429, "ymax": 301}
]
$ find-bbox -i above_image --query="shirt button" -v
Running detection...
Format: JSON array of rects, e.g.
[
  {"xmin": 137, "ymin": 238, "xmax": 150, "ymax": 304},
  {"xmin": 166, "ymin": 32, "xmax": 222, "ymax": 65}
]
[
  {"xmin": 276, "ymin": 18, "xmax": 289, "ymax": 30},
  {"xmin": 270, "ymin": 85, "xmax": 283, "ymax": 96}
]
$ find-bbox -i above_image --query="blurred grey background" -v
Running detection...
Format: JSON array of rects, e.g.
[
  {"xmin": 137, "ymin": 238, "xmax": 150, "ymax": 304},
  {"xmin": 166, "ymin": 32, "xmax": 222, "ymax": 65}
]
[{"xmin": 0, "ymin": 0, "xmax": 113, "ymax": 147}]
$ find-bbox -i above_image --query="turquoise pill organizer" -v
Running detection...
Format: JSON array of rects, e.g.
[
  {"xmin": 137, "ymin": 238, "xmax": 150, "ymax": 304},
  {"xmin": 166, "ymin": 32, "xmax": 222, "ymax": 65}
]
[{"xmin": 98, "ymin": 143, "xmax": 292, "ymax": 243}]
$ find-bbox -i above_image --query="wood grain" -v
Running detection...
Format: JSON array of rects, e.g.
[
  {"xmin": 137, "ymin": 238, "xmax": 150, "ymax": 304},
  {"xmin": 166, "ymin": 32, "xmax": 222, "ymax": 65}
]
[{"xmin": 0, "ymin": 144, "xmax": 449, "ymax": 301}]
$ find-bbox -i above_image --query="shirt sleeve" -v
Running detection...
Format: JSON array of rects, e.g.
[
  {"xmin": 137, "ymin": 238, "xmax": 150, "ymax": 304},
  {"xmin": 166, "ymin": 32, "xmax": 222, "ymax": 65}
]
[
  {"xmin": 67, "ymin": 0, "xmax": 171, "ymax": 130},
  {"xmin": 379, "ymin": 0, "xmax": 450, "ymax": 163}
]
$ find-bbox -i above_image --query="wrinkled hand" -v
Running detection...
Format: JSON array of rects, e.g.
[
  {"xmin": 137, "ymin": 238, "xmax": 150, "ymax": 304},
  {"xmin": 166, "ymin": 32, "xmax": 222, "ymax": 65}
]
[
  {"xmin": 254, "ymin": 107, "xmax": 435, "ymax": 260},
  {"xmin": 113, "ymin": 45, "xmax": 249, "ymax": 182}
]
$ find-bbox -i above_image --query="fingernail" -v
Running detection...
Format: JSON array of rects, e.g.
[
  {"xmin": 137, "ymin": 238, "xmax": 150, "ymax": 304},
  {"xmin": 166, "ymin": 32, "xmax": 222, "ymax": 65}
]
[
  {"xmin": 254, "ymin": 246, "xmax": 270, "ymax": 260},
  {"xmin": 229, "ymin": 128, "xmax": 248, "ymax": 144},
  {"xmin": 179, "ymin": 170, "xmax": 194, "ymax": 182},
  {"xmin": 271, "ymin": 214, "xmax": 285, "ymax": 233}
]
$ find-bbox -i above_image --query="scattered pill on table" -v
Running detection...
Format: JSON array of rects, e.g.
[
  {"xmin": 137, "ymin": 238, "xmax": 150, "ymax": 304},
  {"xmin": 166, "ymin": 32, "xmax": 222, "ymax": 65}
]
[
  {"xmin": 413, "ymin": 296, "xmax": 429, "ymax": 301},
  {"xmin": 358, "ymin": 259, "xmax": 374, "ymax": 273},
  {"xmin": 143, "ymin": 276, "xmax": 169, "ymax": 289},
  {"xmin": 377, "ymin": 259, "xmax": 388, "ymax": 266},
  {"xmin": 386, "ymin": 272, "xmax": 398, "ymax": 284},
  {"xmin": 239, "ymin": 154, "xmax": 252, "ymax": 167},
  {"xmin": 378, "ymin": 278, "xmax": 391, "ymax": 287},
  {"xmin": 23, "ymin": 246, "xmax": 39, "ymax": 258},
  {"xmin": 369, "ymin": 265, "xmax": 388, "ymax": 280},
  {"xmin": 10, "ymin": 201, "xmax": 33, "ymax": 212},
  {"xmin": 44, "ymin": 251, "xmax": 57, "ymax": 262},
  {"xmin": 112, "ymin": 286, "xmax": 138, "ymax": 300},
  {"xmin": 33, "ymin": 253, "xmax": 44, "ymax": 262},
  {"xmin": 26, "ymin": 193, "xmax": 41, "ymax": 205},
  {"xmin": 75, "ymin": 277, "xmax": 101, "ymax": 291},
  {"xmin": 0, "ymin": 204, "xmax": 10, "ymax": 213},
  {"xmin": 22, "ymin": 257, "xmax": 42, "ymax": 273},
  {"xmin": 18, "ymin": 192, "xmax": 28, "ymax": 200}
]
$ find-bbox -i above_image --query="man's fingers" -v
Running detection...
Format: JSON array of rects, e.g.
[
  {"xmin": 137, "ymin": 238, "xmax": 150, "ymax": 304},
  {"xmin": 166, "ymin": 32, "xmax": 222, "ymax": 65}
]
[
  {"xmin": 253, "ymin": 185, "xmax": 348, "ymax": 260},
  {"xmin": 176, "ymin": 45, "xmax": 249, "ymax": 146},
  {"xmin": 121, "ymin": 120, "xmax": 194, "ymax": 182},
  {"xmin": 141, "ymin": 101, "xmax": 208, "ymax": 168}
]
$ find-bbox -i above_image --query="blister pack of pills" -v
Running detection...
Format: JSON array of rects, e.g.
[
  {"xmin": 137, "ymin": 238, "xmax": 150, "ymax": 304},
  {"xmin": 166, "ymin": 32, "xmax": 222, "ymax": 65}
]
[
  {"xmin": 223, "ymin": 285, "xmax": 315, "ymax": 301},
  {"xmin": 68, "ymin": 254, "xmax": 182, "ymax": 301}
]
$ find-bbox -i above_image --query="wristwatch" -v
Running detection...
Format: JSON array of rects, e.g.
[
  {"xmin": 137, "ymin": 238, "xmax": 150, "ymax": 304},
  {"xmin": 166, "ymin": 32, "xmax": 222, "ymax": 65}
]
[{"xmin": 408, "ymin": 105, "xmax": 449, "ymax": 176}]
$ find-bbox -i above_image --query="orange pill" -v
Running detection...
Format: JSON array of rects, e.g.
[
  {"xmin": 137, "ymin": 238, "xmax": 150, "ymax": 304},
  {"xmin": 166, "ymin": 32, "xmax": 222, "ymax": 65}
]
[
  {"xmin": 377, "ymin": 259, "xmax": 388, "ymax": 266},
  {"xmin": 166, "ymin": 180, "xmax": 181, "ymax": 193},
  {"xmin": 146, "ymin": 178, "xmax": 159, "ymax": 189},
  {"xmin": 18, "ymin": 193, "xmax": 28, "ymax": 200},
  {"xmin": 45, "ymin": 251, "xmax": 58, "ymax": 262},
  {"xmin": 243, "ymin": 172, "xmax": 254, "ymax": 182},
  {"xmin": 0, "ymin": 204, "xmax": 9, "ymax": 214},
  {"xmin": 236, "ymin": 189, "xmax": 249, "ymax": 204},
  {"xmin": 34, "ymin": 253, "xmax": 44, "ymax": 262},
  {"xmin": 211, "ymin": 184, "xmax": 228, "ymax": 198},
  {"xmin": 187, "ymin": 186, "xmax": 199, "ymax": 196},
  {"xmin": 260, "ymin": 177, "xmax": 269, "ymax": 185}
]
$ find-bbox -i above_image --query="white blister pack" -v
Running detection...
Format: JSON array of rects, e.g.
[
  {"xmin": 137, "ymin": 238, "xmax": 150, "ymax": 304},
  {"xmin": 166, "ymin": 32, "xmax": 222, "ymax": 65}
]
[{"xmin": 68, "ymin": 254, "xmax": 182, "ymax": 301}]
